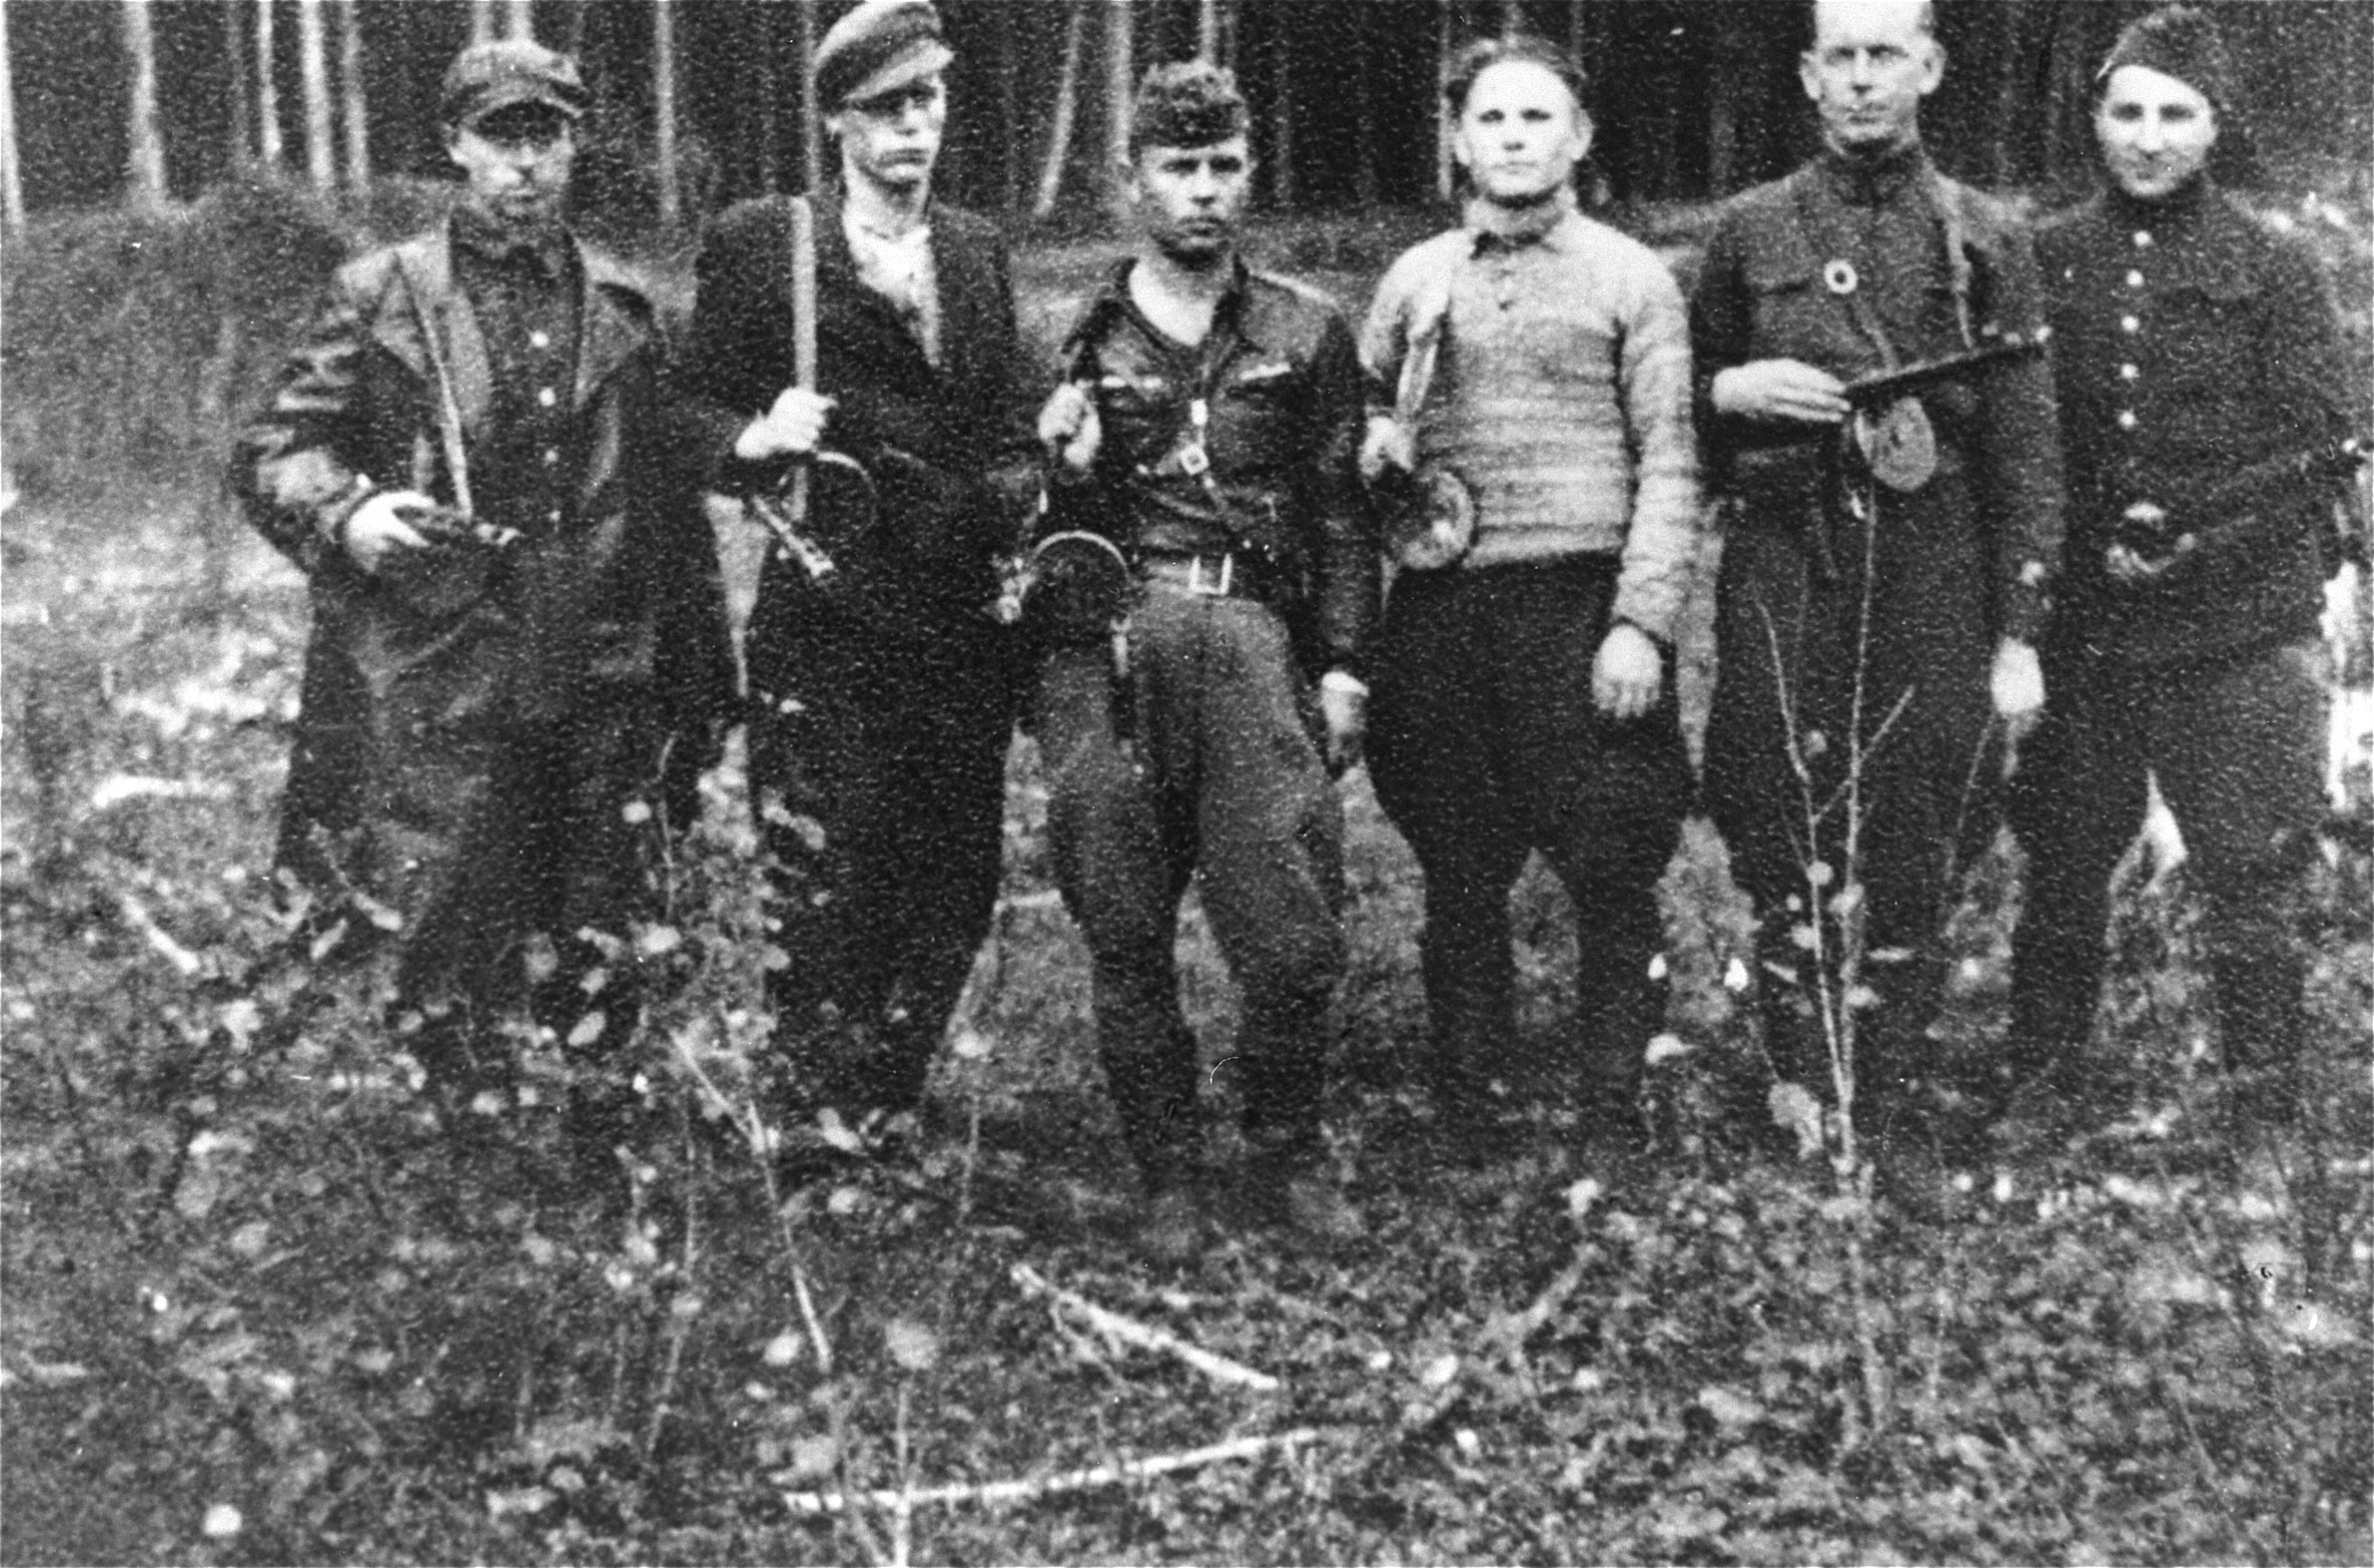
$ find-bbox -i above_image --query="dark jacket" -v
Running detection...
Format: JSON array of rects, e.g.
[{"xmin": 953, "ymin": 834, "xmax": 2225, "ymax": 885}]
[
  {"xmin": 675, "ymin": 193, "xmax": 1038, "ymax": 649},
  {"xmin": 234, "ymin": 222, "xmax": 713, "ymax": 886},
  {"xmin": 1049, "ymin": 258, "xmax": 1377, "ymax": 677},
  {"xmin": 2036, "ymin": 182, "xmax": 2356, "ymax": 667},
  {"xmin": 1691, "ymin": 151, "xmax": 2064, "ymax": 645}
]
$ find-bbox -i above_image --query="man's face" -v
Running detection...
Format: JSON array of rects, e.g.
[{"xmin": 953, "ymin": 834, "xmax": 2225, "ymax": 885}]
[
  {"xmin": 1130, "ymin": 136, "xmax": 1252, "ymax": 264},
  {"xmin": 1800, "ymin": 0, "xmax": 1941, "ymax": 157},
  {"xmin": 1452, "ymin": 59, "xmax": 1590, "ymax": 209},
  {"xmin": 828, "ymin": 72, "xmax": 947, "ymax": 194},
  {"xmin": 446, "ymin": 107, "xmax": 575, "ymax": 235},
  {"xmin": 2095, "ymin": 65, "xmax": 2218, "ymax": 201}
]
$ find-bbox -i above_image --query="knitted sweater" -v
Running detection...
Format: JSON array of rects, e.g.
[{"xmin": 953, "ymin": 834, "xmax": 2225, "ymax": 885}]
[{"xmin": 1360, "ymin": 192, "xmax": 1702, "ymax": 640}]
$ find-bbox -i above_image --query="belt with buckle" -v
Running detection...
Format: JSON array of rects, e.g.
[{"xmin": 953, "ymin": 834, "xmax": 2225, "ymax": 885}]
[{"xmin": 1138, "ymin": 551, "xmax": 1262, "ymax": 599}]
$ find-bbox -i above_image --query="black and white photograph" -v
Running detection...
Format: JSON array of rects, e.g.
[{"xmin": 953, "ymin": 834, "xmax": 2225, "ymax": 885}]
[{"xmin": 3, "ymin": 1, "xmax": 2369, "ymax": 1560}]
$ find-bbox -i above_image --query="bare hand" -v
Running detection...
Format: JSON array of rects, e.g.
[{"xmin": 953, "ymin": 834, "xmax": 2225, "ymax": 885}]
[
  {"xmin": 1359, "ymin": 415, "xmax": 1416, "ymax": 485},
  {"xmin": 1036, "ymin": 382, "xmax": 1102, "ymax": 474},
  {"xmin": 735, "ymin": 386, "xmax": 835, "ymax": 461},
  {"xmin": 1991, "ymin": 637, "xmax": 2045, "ymax": 736},
  {"xmin": 1319, "ymin": 672, "xmax": 1368, "ymax": 776},
  {"xmin": 343, "ymin": 488, "xmax": 435, "ymax": 573},
  {"xmin": 1711, "ymin": 359, "xmax": 1851, "ymax": 425},
  {"xmin": 1592, "ymin": 622, "xmax": 1664, "ymax": 719}
]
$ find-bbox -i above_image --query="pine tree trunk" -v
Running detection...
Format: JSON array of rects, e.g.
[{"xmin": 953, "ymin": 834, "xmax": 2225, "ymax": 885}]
[
  {"xmin": 469, "ymin": 0, "xmax": 495, "ymax": 48},
  {"xmin": 654, "ymin": 0, "xmax": 681, "ymax": 227},
  {"xmin": 502, "ymin": 0, "xmax": 534, "ymax": 41},
  {"xmin": 796, "ymin": 0, "xmax": 823, "ymax": 194},
  {"xmin": 122, "ymin": 0, "xmax": 168, "ymax": 214},
  {"xmin": 256, "ymin": 0, "xmax": 284, "ymax": 170},
  {"xmin": 754, "ymin": 3, "xmax": 781, "ymax": 195},
  {"xmin": 336, "ymin": 0, "xmax": 368, "ymax": 195},
  {"xmin": 224, "ymin": 0, "xmax": 254, "ymax": 173},
  {"xmin": 1197, "ymin": 0, "xmax": 1219, "ymax": 61},
  {"xmin": 1353, "ymin": 6, "xmax": 1378, "ymax": 207},
  {"xmin": 0, "ymin": 0, "xmax": 23, "ymax": 230},
  {"xmin": 298, "ymin": 0, "xmax": 335, "ymax": 194},
  {"xmin": 1433, "ymin": 0, "xmax": 1452, "ymax": 201},
  {"xmin": 1102, "ymin": 0, "xmax": 1135, "ymax": 229},
  {"xmin": 1269, "ymin": 3, "xmax": 1293, "ymax": 208},
  {"xmin": 1032, "ymin": 0, "xmax": 1087, "ymax": 219}
]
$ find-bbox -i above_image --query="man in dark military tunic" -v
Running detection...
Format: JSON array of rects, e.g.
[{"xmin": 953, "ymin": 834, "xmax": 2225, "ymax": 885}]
[
  {"xmin": 675, "ymin": 0, "xmax": 1034, "ymax": 1157},
  {"xmin": 1690, "ymin": 0, "xmax": 2063, "ymax": 1150},
  {"xmin": 235, "ymin": 41, "xmax": 714, "ymax": 1147},
  {"xmin": 2009, "ymin": 6, "xmax": 2360, "ymax": 1131},
  {"xmin": 1031, "ymin": 63, "xmax": 1375, "ymax": 1258}
]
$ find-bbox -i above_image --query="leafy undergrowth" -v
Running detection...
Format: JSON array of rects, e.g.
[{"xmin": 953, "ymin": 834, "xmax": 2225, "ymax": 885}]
[{"xmin": 6, "ymin": 488, "xmax": 2372, "ymax": 1566}]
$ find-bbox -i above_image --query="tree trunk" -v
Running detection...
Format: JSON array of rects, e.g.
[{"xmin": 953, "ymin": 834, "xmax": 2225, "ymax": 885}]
[
  {"xmin": 336, "ymin": 0, "xmax": 368, "ymax": 195},
  {"xmin": 1102, "ymin": 0, "xmax": 1134, "ymax": 229},
  {"xmin": 0, "ymin": 0, "xmax": 23, "ymax": 230},
  {"xmin": 754, "ymin": 3, "xmax": 781, "ymax": 195},
  {"xmin": 653, "ymin": 0, "xmax": 680, "ymax": 227},
  {"xmin": 256, "ymin": 0, "xmax": 283, "ymax": 170},
  {"xmin": 297, "ymin": 0, "xmax": 335, "ymax": 195},
  {"xmin": 996, "ymin": 9, "xmax": 1018, "ymax": 215},
  {"xmin": 1269, "ymin": 3, "xmax": 1293, "ymax": 208},
  {"xmin": 224, "ymin": 0, "xmax": 254, "ymax": 173},
  {"xmin": 1197, "ymin": 0, "xmax": 1219, "ymax": 61},
  {"xmin": 1031, "ymin": 0, "xmax": 1087, "ymax": 219},
  {"xmin": 469, "ymin": 0, "xmax": 495, "ymax": 48},
  {"xmin": 1352, "ymin": 7, "xmax": 1378, "ymax": 207},
  {"xmin": 501, "ymin": 0, "xmax": 534, "ymax": 41},
  {"xmin": 1433, "ymin": 0, "xmax": 1452, "ymax": 201},
  {"xmin": 122, "ymin": 0, "xmax": 168, "ymax": 214},
  {"xmin": 796, "ymin": 0, "xmax": 823, "ymax": 194}
]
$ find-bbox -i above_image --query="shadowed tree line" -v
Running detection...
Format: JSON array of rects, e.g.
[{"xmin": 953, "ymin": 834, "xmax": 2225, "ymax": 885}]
[{"xmin": 6, "ymin": 0, "xmax": 2371, "ymax": 236}]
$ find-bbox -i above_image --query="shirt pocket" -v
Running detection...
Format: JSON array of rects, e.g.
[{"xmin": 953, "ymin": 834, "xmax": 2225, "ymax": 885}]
[{"xmin": 1743, "ymin": 255, "xmax": 1834, "ymax": 361}]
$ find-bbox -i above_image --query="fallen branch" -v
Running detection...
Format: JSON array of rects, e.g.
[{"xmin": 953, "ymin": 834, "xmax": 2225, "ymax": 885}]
[
  {"xmin": 119, "ymin": 892, "xmax": 201, "ymax": 976},
  {"xmin": 780, "ymin": 1428, "xmax": 1324, "ymax": 1516},
  {"xmin": 1010, "ymin": 1263, "xmax": 1281, "ymax": 1392}
]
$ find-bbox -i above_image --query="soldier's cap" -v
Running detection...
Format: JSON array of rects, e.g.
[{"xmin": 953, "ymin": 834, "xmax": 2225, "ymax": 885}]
[
  {"xmin": 2096, "ymin": 4, "xmax": 2236, "ymax": 112},
  {"xmin": 816, "ymin": 0, "xmax": 954, "ymax": 111},
  {"xmin": 441, "ymin": 40, "xmax": 588, "ymax": 131},
  {"xmin": 1129, "ymin": 60, "xmax": 1249, "ymax": 155}
]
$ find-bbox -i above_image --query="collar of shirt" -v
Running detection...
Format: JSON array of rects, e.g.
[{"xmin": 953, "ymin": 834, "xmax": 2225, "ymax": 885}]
[
  {"xmin": 1464, "ymin": 185, "xmax": 1582, "ymax": 256},
  {"xmin": 1081, "ymin": 253, "xmax": 1261, "ymax": 361},
  {"xmin": 843, "ymin": 209, "xmax": 935, "ymax": 313},
  {"xmin": 451, "ymin": 205, "xmax": 571, "ymax": 282},
  {"xmin": 1816, "ymin": 140, "xmax": 1931, "ymax": 209}
]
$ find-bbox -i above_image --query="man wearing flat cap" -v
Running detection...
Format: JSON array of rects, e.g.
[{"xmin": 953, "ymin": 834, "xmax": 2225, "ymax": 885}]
[
  {"xmin": 677, "ymin": 0, "xmax": 1037, "ymax": 1166},
  {"xmin": 1690, "ymin": 0, "xmax": 2063, "ymax": 1168},
  {"xmin": 235, "ymin": 40, "xmax": 718, "ymax": 1167},
  {"xmin": 2006, "ymin": 4, "xmax": 2361, "ymax": 1135}
]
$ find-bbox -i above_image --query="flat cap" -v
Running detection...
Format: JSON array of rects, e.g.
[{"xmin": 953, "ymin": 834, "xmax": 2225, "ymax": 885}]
[
  {"xmin": 815, "ymin": 0, "xmax": 954, "ymax": 110},
  {"xmin": 441, "ymin": 40, "xmax": 588, "ymax": 129},
  {"xmin": 2097, "ymin": 4, "xmax": 2237, "ymax": 112}
]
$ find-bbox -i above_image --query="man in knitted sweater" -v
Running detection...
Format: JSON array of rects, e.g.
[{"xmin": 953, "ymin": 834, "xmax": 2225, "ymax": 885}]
[{"xmin": 1360, "ymin": 34, "xmax": 1701, "ymax": 1157}]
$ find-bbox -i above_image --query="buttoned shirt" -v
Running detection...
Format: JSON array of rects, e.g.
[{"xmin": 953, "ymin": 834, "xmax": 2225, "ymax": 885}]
[{"xmin": 451, "ymin": 206, "xmax": 582, "ymax": 539}]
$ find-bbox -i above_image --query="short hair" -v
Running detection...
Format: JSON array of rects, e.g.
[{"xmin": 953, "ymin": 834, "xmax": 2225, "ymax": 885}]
[
  {"xmin": 1129, "ymin": 61, "xmax": 1250, "ymax": 156},
  {"xmin": 1443, "ymin": 34, "xmax": 1588, "ymax": 118},
  {"xmin": 1805, "ymin": 0, "xmax": 1939, "ymax": 49}
]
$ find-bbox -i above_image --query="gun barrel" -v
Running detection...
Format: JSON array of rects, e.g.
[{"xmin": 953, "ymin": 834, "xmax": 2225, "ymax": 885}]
[{"xmin": 1844, "ymin": 330, "xmax": 2048, "ymax": 407}]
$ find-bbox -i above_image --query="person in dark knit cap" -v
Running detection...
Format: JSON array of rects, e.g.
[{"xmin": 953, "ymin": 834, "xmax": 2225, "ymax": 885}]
[
  {"xmin": 2005, "ymin": 4, "xmax": 2361, "ymax": 1136},
  {"xmin": 674, "ymin": 0, "xmax": 1038, "ymax": 1171}
]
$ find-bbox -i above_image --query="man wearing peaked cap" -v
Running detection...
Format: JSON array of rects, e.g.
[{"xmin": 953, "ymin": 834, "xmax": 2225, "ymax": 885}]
[
  {"xmin": 233, "ymin": 36, "xmax": 718, "ymax": 1180},
  {"xmin": 676, "ymin": 0, "xmax": 1039, "ymax": 1174},
  {"xmin": 2007, "ymin": 4, "xmax": 2361, "ymax": 1138}
]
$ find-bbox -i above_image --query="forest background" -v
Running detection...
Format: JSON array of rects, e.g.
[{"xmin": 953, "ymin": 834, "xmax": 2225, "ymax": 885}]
[{"xmin": 3, "ymin": 2, "xmax": 2372, "ymax": 1564}]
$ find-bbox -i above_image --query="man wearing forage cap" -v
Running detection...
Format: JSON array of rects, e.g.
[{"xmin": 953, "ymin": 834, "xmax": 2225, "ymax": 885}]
[
  {"xmin": 2006, "ymin": 4, "xmax": 2361, "ymax": 1136},
  {"xmin": 676, "ymin": 0, "xmax": 1038, "ymax": 1172},
  {"xmin": 234, "ymin": 37, "xmax": 720, "ymax": 1172}
]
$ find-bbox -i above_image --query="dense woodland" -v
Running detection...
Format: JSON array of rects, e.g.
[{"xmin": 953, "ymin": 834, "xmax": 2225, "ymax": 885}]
[{"xmin": 5, "ymin": 0, "xmax": 2372, "ymax": 235}]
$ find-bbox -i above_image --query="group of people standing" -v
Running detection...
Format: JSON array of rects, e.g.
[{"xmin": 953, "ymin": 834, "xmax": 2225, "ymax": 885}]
[{"xmin": 235, "ymin": 0, "xmax": 2358, "ymax": 1258}]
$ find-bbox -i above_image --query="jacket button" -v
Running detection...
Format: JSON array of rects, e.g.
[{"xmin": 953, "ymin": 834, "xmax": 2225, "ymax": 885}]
[
  {"xmin": 2132, "ymin": 230, "xmax": 2153, "ymax": 248},
  {"xmin": 2120, "ymin": 316, "xmax": 2140, "ymax": 334},
  {"xmin": 2120, "ymin": 363, "xmax": 2138, "ymax": 380},
  {"xmin": 530, "ymin": 330, "xmax": 551, "ymax": 351},
  {"xmin": 537, "ymin": 387, "xmax": 558, "ymax": 408},
  {"xmin": 2125, "ymin": 269, "xmax": 2145, "ymax": 289},
  {"xmin": 2117, "ymin": 410, "xmax": 2137, "ymax": 431}
]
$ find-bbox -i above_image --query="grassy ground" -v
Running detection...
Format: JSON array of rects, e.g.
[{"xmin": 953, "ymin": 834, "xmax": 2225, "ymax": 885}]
[{"xmin": 3, "ymin": 201, "xmax": 2370, "ymax": 1564}]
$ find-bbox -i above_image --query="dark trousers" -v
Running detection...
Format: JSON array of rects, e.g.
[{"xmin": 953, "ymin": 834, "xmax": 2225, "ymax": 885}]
[
  {"xmin": 1367, "ymin": 558, "xmax": 1692, "ymax": 1127},
  {"xmin": 2008, "ymin": 637, "xmax": 2325, "ymax": 1092},
  {"xmin": 1038, "ymin": 587, "xmax": 1345, "ymax": 1188},
  {"xmin": 395, "ymin": 692, "xmax": 666, "ymax": 1087},
  {"xmin": 748, "ymin": 608, "xmax": 1017, "ymax": 1123}
]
